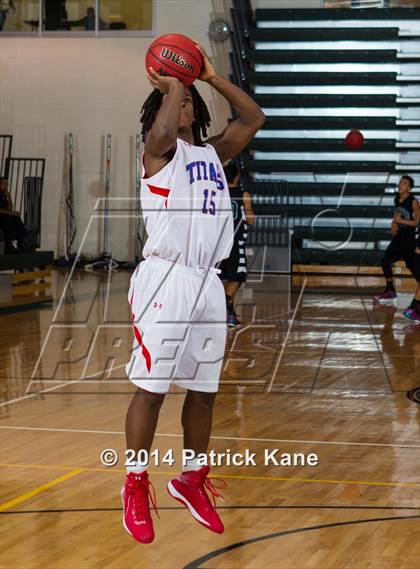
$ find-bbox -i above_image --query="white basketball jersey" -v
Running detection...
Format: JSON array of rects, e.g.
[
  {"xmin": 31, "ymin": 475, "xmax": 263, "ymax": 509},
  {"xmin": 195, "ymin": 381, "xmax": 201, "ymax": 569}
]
[{"xmin": 141, "ymin": 139, "xmax": 234, "ymax": 268}]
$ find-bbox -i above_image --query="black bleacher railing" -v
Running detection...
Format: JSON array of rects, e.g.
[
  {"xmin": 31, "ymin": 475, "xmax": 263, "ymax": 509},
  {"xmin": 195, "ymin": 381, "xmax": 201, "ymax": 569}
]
[
  {"xmin": 246, "ymin": 179, "xmax": 289, "ymax": 248},
  {"xmin": 23, "ymin": 176, "xmax": 44, "ymax": 249},
  {"xmin": 5, "ymin": 157, "xmax": 46, "ymax": 250},
  {"xmin": 0, "ymin": 135, "xmax": 12, "ymax": 178},
  {"xmin": 229, "ymin": 9, "xmax": 248, "ymax": 87},
  {"xmin": 230, "ymin": 6, "xmax": 420, "ymax": 266},
  {"xmin": 244, "ymin": 179, "xmax": 291, "ymax": 274}
]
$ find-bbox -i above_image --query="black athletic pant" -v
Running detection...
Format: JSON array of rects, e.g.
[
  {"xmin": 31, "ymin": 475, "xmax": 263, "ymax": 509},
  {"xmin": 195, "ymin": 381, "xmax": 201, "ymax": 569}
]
[
  {"xmin": 415, "ymin": 243, "xmax": 420, "ymax": 282},
  {"xmin": 0, "ymin": 213, "xmax": 27, "ymax": 244},
  {"xmin": 381, "ymin": 231, "xmax": 417, "ymax": 281}
]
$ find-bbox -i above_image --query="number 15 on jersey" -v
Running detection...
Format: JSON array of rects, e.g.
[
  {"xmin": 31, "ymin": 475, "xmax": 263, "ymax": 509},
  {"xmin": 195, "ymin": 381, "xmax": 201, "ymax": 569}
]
[{"xmin": 202, "ymin": 189, "xmax": 216, "ymax": 216}]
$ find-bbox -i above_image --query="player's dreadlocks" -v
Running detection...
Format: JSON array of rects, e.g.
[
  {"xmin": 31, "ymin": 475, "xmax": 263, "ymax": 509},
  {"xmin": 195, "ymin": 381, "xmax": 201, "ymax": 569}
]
[{"xmin": 140, "ymin": 84, "xmax": 211, "ymax": 146}]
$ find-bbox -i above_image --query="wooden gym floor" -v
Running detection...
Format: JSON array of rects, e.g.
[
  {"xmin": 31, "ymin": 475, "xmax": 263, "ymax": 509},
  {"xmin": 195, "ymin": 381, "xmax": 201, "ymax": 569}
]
[{"xmin": 0, "ymin": 268, "xmax": 419, "ymax": 569}]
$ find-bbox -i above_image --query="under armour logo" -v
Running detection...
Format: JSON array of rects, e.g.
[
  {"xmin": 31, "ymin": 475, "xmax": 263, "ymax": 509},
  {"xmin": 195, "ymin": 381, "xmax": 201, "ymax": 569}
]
[{"xmin": 153, "ymin": 302, "xmax": 163, "ymax": 309}]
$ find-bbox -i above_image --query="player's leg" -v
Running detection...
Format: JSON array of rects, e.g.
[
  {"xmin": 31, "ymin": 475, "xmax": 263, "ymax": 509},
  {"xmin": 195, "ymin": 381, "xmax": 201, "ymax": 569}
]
[
  {"xmin": 225, "ymin": 279, "xmax": 241, "ymax": 300},
  {"xmin": 123, "ymin": 390, "xmax": 165, "ymax": 544},
  {"xmin": 375, "ymin": 238, "xmax": 402, "ymax": 301},
  {"xmin": 167, "ymin": 272, "xmax": 226, "ymax": 533},
  {"xmin": 403, "ymin": 245, "xmax": 420, "ymax": 321},
  {"xmin": 122, "ymin": 388, "xmax": 164, "ymax": 543},
  {"xmin": 224, "ymin": 238, "xmax": 247, "ymax": 326},
  {"xmin": 225, "ymin": 280, "xmax": 241, "ymax": 326},
  {"xmin": 219, "ymin": 240, "xmax": 241, "ymax": 324},
  {"xmin": 181, "ymin": 389, "xmax": 216, "ymax": 454},
  {"xmin": 169, "ymin": 394, "xmax": 225, "ymax": 534},
  {"xmin": 404, "ymin": 280, "xmax": 420, "ymax": 322},
  {"xmin": 126, "ymin": 387, "xmax": 165, "ymax": 461},
  {"xmin": 122, "ymin": 259, "xmax": 186, "ymax": 544}
]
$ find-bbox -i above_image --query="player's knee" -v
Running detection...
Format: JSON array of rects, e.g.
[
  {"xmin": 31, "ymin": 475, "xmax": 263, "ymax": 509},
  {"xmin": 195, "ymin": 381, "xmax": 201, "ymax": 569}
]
[
  {"xmin": 190, "ymin": 390, "xmax": 216, "ymax": 411},
  {"xmin": 134, "ymin": 388, "xmax": 165, "ymax": 409}
]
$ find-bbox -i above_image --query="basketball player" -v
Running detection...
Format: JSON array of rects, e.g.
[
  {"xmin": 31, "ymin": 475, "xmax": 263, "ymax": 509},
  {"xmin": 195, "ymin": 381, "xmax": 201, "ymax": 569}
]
[
  {"xmin": 122, "ymin": 43, "xmax": 265, "ymax": 543},
  {"xmin": 403, "ymin": 232, "xmax": 420, "ymax": 322},
  {"xmin": 374, "ymin": 176, "xmax": 419, "ymax": 307},
  {"xmin": 219, "ymin": 162, "xmax": 255, "ymax": 327}
]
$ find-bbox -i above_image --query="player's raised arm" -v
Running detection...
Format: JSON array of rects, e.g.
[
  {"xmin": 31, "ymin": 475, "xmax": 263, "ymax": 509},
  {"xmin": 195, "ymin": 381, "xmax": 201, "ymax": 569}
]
[
  {"xmin": 144, "ymin": 68, "xmax": 184, "ymax": 162},
  {"xmin": 196, "ymin": 44, "xmax": 266, "ymax": 162}
]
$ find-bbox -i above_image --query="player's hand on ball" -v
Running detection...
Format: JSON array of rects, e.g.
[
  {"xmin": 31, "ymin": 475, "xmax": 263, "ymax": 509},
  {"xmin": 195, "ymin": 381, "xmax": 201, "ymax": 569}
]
[
  {"xmin": 194, "ymin": 42, "xmax": 216, "ymax": 82},
  {"xmin": 147, "ymin": 68, "xmax": 182, "ymax": 94}
]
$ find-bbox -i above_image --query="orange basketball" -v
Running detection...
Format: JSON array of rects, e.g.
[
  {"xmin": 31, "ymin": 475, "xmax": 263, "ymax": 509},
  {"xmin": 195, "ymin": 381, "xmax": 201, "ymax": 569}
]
[{"xmin": 145, "ymin": 34, "xmax": 203, "ymax": 87}]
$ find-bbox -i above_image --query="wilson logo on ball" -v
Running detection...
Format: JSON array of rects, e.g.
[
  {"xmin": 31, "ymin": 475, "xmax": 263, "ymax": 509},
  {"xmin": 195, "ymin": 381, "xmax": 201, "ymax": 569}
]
[{"xmin": 160, "ymin": 48, "xmax": 195, "ymax": 73}]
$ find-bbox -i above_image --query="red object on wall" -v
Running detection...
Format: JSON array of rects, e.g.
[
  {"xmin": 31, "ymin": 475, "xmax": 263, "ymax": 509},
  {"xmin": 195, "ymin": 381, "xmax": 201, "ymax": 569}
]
[{"xmin": 345, "ymin": 130, "xmax": 365, "ymax": 150}]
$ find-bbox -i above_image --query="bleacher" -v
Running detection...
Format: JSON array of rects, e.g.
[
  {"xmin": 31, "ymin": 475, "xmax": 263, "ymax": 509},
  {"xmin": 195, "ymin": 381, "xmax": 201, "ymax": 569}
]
[
  {"xmin": 230, "ymin": 3, "xmax": 420, "ymax": 267},
  {"xmin": 0, "ymin": 135, "xmax": 53, "ymax": 311}
]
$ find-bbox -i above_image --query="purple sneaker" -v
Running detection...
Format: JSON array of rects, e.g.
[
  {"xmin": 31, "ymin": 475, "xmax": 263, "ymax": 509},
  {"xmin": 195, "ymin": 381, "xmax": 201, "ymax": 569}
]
[
  {"xmin": 403, "ymin": 308, "xmax": 414, "ymax": 320},
  {"xmin": 227, "ymin": 311, "xmax": 241, "ymax": 328},
  {"xmin": 374, "ymin": 289, "xmax": 397, "ymax": 303},
  {"xmin": 410, "ymin": 311, "xmax": 420, "ymax": 323},
  {"xmin": 403, "ymin": 308, "xmax": 420, "ymax": 322}
]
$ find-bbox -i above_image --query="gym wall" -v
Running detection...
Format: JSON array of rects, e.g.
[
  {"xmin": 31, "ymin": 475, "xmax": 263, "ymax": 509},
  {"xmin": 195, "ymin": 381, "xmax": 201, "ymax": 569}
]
[{"xmin": 0, "ymin": 0, "xmax": 232, "ymax": 260}]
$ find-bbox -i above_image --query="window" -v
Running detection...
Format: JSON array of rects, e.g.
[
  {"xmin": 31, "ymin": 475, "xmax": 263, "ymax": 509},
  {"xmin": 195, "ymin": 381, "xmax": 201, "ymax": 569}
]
[
  {"xmin": 99, "ymin": 0, "xmax": 153, "ymax": 32},
  {"xmin": 0, "ymin": 0, "xmax": 154, "ymax": 35},
  {"xmin": 0, "ymin": 1, "xmax": 38, "ymax": 33}
]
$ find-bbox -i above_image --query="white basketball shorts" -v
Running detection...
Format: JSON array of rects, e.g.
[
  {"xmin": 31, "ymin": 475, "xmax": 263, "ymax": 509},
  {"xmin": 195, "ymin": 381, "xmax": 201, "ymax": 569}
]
[{"xmin": 125, "ymin": 255, "xmax": 227, "ymax": 394}]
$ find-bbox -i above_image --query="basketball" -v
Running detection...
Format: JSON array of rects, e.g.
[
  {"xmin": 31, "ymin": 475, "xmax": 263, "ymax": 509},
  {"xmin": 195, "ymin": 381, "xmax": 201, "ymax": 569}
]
[
  {"xmin": 345, "ymin": 129, "xmax": 364, "ymax": 150},
  {"xmin": 145, "ymin": 34, "xmax": 203, "ymax": 87}
]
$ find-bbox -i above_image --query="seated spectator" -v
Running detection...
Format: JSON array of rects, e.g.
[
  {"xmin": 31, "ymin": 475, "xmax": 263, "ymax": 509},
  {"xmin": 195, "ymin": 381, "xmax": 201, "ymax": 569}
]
[
  {"xmin": 0, "ymin": 0, "xmax": 16, "ymax": 32},
  {"xmin": 0, "ymin": 176, "xmax": 28, "ymax": 254},
  {"xmin": 74, "ymin": 7, "xmax": 106, "ymax": 31}
]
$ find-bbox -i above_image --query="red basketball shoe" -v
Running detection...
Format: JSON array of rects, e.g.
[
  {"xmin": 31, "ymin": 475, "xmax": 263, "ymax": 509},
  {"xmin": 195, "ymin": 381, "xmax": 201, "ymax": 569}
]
[
  {"xmin": 121, "ymin": 471, "xmax": 159, "ymax": 543},
  {"xmin": 167, "ymin": 466, "xmax": 226, "ymax": 534}
]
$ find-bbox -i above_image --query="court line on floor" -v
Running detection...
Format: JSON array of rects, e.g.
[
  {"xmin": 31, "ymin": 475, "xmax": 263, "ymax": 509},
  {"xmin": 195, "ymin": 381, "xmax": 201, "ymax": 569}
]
[
  {"xmin": 266, "ymin": 277, "xmax": 307, "ymax": 392},
  {"xmin": 360, "ymin": 297, "xmax": 394, "ymax": 393},
  {"xmin": 1, "ymin": 463, "xmax": 419, "ymax": 489},
  {"xmin": 0, "ymin": 468, "xmax": 83, "ymax": 512},
  {"xmin": 310, "ymin": 330, "xmax": 331, "ymax": 393},
  {"xmin": 0, "ymin": 378, "xmax": 92, "ymax": 408},
  {"xmin": 8, "ymin": 387, "xmax": 414, "ymax": 395},
  {"xmin": 1, "ymin": 504, "xmax": 420, "ymax": 515},
  {"xmin": 1, "ymin": 425, "xmax": 419, "ymax": 449},
  {"xmin": 183, "ymin": 515, "xmax": 420, "ymax": 569}
]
